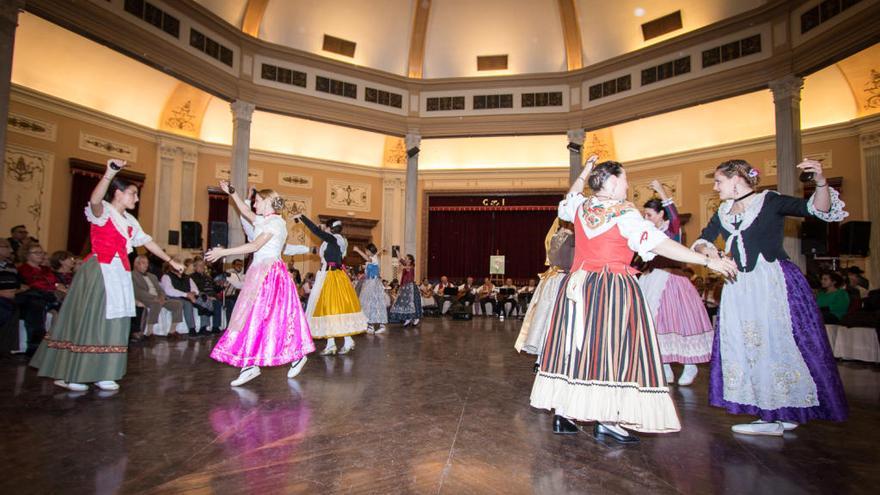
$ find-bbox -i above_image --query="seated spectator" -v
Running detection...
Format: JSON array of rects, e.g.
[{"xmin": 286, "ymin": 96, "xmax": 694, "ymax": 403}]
[
  {"xmin": 7, "ymin": 225, "xmax": 28, "ymax": 262},
  {"xmin": 131, "ymin": 255, "xmax": 183, "ymax": 339},
  {"xmin": 299, "ymin": 271, "xmax": 314, "ymax": 307},
  {"xmin": 49, "ymin": 250, "xmax": 76, "ymax": 288},
  {"xmin": 0, "ymin": 239, "xmax": 22, "ymax": 355},
  {"xmin": 846, "ymin": 267, "xmax": 870, "ymax": 299},
  {"xmin": 224, "ymin": 259, "xmax": 246, "ymax": 321},
  {"xmin": 817, "ymin": 271, "xmax": 850, "ymax": 324},
  {"xmin": 17, "ymin": 244, "xmax": 63, "ymax": 354},
  {"xmin": 190, "ymin": 259, "xmax": 224, "ymax": 334},
  {"xmin": 160, "ymin": 259, "xmax": 201, "ymax": 337}
]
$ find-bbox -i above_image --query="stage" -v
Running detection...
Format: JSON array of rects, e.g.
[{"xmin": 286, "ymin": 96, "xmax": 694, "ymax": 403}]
[{"xmin": 0, "ymin": 318, "xmax": 877, "ymax": 494}]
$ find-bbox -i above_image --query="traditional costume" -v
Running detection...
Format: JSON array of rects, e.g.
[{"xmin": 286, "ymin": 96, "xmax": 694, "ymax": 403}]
[
  {"xmin": 30, "ymin": 201, "xmax": 150, "ymax": 386},
  {"xmin": 211, "ymin": 214, "xmax": 314, "ymax": 370},
  {"xmin": 301, "ymin": 216, "xmax": 367, "ymax": 349},
  {"xmin": 694, "ymin": 189, "xmax": 848, "ymax": 425},
  {"xmin": 530, "ymin": 193, "xmax": 681, "ymax": 433},
  {"xmin": 389, "ymin": 263, "xmax": 422, "ymax": 325},
  {"xmin": 514, "ymin": 220, "xmax": 574, "ymax": 355},
  {"xmin": 358, "ymin": 253, "xmax": 388, "ymax": 331},
  {"xmin": 638, "ymin": 198, "xmax": 714, "ymax": 384}
]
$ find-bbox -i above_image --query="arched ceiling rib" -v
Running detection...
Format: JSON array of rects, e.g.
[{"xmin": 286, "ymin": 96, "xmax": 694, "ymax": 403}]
[
  {"xmin": 557, "ymin": 0, "xmax": 584, "ymax": 71},
  {"xmin": 241, "ymin": 0, "xmax": 270, "ymax": 37},
  {"xmin": 407, "ymin": 0, "xmax": 431, "ymax": 78}
]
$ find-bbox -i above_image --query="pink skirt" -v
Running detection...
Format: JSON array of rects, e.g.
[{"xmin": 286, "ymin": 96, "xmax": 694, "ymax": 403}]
[
  {"xmin": 639, "ymin": 269, "xmax": 713, "ymax": 364},
  {"xmin": 211, "ymin": 260, "xmax": 315, "ymax": 367}
]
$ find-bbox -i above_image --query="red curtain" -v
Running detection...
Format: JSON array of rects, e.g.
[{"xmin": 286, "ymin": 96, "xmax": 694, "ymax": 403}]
[{"xmin": 427, "ymin": 195, "xmax": 559, "ymax": 283}]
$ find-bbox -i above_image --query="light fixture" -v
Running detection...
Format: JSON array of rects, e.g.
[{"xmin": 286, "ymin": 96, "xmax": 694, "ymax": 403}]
[{"xmin": 634, "ymin": 7, "xmax": 646, "ymax": 17}]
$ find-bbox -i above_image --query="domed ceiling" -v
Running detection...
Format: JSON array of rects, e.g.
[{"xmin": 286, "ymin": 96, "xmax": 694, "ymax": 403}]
[{"xmin": 194, "ymin": 0, "xmax": 767, "ymax": 78}]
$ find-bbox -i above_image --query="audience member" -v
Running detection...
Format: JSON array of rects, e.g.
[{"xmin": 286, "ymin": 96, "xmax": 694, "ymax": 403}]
[
  {"xmin": 190, "ymin": 259, "xmax": 224, "ymax": 334},
  {"xmin": 7, "ymin": 225, "xmax": 28, "ymax": 261},
  {"xmin": 49, "ymin": 250, "xmax": 75, "ymax": 288},
  {"xmin": 160, "ymin": 259, "xmax": 201, "ymax": 337},
  {"xmin": 131, "ymin": 255, "xmax": 184, "ymax": 339},
  {"xmin": 817, "ymin": 271, "xmax": 850, "ymax": 324}
]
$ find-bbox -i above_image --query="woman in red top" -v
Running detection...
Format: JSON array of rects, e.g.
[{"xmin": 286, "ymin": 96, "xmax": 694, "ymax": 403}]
[
  {"xmin": 30, "ymin": 159, "xmax": 183, "ymax": 393},
  {"xmin": 530, "ymin": 158, "xmax": 736, "ymax": 444}
]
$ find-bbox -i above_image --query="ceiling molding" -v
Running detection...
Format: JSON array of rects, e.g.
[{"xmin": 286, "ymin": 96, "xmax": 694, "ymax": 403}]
[
  {"xmin": 241, "ymin": 0, "xmax": 270, "ymax": 38},
  {"xmin": 556, "ymin": 0, "xmax": 583, "ymax": 71},
  {"xmin": 406, "ymin": 0, "xmax": 431, "ymax": 79}
]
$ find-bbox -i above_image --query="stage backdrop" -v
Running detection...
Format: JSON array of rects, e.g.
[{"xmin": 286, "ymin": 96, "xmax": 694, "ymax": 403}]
[{"xmin": 427, "ymin": 194, "xmax": 561, "ymax": 283}]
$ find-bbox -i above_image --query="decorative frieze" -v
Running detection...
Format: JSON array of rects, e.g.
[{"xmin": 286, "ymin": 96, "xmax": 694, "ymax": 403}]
[
  {"xmin": 763, "ymin": 151, "xmax": 831, "ymax": 176},
  {"xmin": 281, "ymin": 194, "xmax": 312, "ymax": 245},
  {"xmin": 278, "ymin": 172, "xmax": 313, "ymax": 189},
  {"xmin": 628, "ymin": 174, "xmax": 682, "ymax": 205},
  {"xmin": 78, "ymin": 132, "xmax": 138, "ymax": 162},
  {"xmin": 215, "ymin": 163, "xmax": 263, "ymax": 183},
  {"xmin": 7, "ymin": 113, "xmax": 57, "ymax": 141},
  {"xmin": 1, "ymin": 144, "xmax": 54, "ymax": 241}
]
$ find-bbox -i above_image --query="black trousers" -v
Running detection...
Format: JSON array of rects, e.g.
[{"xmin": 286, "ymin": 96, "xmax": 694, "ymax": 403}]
[{"xmin": 15, "ymin": 290, "xmax": 49, "ymax": 353}]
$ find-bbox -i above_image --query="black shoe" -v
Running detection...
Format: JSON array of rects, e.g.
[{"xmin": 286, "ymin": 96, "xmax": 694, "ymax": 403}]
[
  {"xmin": 211, "ymin": 327, "xmax": 222, "ymax": 334},
  {"xmin": 593, "ymin": 423, "xmax": 640, "ymax": 444},
  {"xmin": 553, "ymin": 415, "xmax": 579, "ymax": 435},
  {"xmin": 533, "ymin": 362, "xmax": 540, "ymax": 374},
  {"xmin": 188, "ymin": 329, "xmax": 198, "ymax": 338}
]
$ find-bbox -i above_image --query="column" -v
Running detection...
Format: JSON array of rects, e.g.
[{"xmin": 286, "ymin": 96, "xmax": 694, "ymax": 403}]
[
  {"xmin": 404, "ymin": 132, "xmax": 420, "ymax": 260},
  {"xmin": 381, "ymin": 175, "xmax": 406, "ymax": 280},
  {"xmin": 861, "ymin": 131, "xmax": 880, "ymax": 286},
  {"xmin": 567, "ymin": 128, "xmax": 585, "ymax": 185},
  {"xmin": 156, "ymin": 139, "xmax": 199, "ymax": 255},
  {"xmin": 228, "ymin": 100, "xmax": 255, "ymax": 251},
  {"xmin": 0, "ymin": 0, "xmax": 25, "ymax": 209},
  {"xmin": 770, "ymin": 75, "xmax": 804, "ymax": 267}
]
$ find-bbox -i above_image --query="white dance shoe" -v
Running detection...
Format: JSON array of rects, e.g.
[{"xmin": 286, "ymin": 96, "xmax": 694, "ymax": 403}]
[
  {"xmin": 320, "ymin": 346, "xmax": 337, "ymax": 356},
  {"xmin": 412, "ymin": 319, "xmax": 420, "ymax": 326},
  {"xmin": 54, "ymin": 380, "xmax": 88, "ymax": 392},
  {"xmin": 231, "ymin": 366, "xmax": 261, "ymax": 387},
  {"xmin": 731, "ymin": 421, "xmax": 784, "ymax": 436},
  {"xmin": 95, "ymin": 381, "xmax": 120, "ymax": 391},
  {"xmin": 375, "ymin": 324, "xmax": 387, "ymax": 334},
  {"xmin": 287, "ymin": 357, "xmax": 307, "ymax": 378},
  {"xmin": 338, "ymin": 343, "xmax": 355, "ymax": 355},
  {"xmin": 678, "ymin": 365, "xmax": 698, "ymax": 386},
  {"xmin": 663, "ymin": 364, "xmax": 675, "ymax": 383}
]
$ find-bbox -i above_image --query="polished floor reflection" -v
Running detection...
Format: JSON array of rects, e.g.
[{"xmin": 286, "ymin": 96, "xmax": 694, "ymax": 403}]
[{"xmin": 1, "ymin": 317, "xmax": 878, "ymax": 494}]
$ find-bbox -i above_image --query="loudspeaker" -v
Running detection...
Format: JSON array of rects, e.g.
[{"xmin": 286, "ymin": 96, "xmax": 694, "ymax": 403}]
[
  {"xmin": 452, "ymin": 310, "xmax": 472, "ymax": 320},
  {"xmin": 840, "ymin": 221, "xmax": 870, "ymax": 256},
  {"xmin": 168, "ymin": 230, "xmax": 179, "ymax": 246},
  {"xmin": 801, "ymin": 218, "xmax": 828, "ymax": 256},
  {"xmin": 209, "ymin": 221, "xmax": 228, "ymax": 248},
  {"xmin": 181, "ymin": 221, "xmax": 202, "ymax": 249},
  {"xmin": 406, "ymin": 146, "xmax": 420, "ymax": 158},
  {"xmin": 567, "ymin": 142, "xmax": 582, "ymax": 153}
]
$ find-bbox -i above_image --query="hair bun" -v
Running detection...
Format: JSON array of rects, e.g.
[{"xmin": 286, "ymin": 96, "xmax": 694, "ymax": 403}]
[{"xmin": 271, "ymin": 196, "xmax": 285, "ymax": 211}]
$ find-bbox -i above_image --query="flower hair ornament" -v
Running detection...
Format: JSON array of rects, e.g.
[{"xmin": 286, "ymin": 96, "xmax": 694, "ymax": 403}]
[
  {"xmin": 271, "ymin": 196, "xmax": 285, "ymax": 211},
  {"xmin": 747, "ymin": 168, "xmax": 760, "ymax": 178}
]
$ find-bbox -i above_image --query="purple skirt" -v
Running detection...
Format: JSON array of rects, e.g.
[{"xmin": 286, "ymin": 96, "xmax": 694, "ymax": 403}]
[{"xmin": 709, "ymin": 260, "xmax": 847, "ymax": 423}]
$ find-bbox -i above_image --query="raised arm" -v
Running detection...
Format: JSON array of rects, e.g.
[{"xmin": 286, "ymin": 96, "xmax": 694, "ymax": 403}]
[
  {"xmin": 220, "ymin": 180, "xmax": 256, "ymax": 224},
  {"xmin": 351, "ymin": 246, "xmax": 371, "ymax": 262},
  {"xmin": 205, "ymin": 232, "xmax": 272, "ymax": 263},
  {"xmin": 295, "ymin": 214, "xmax": 336, "ymax": 243},
  {"xmin": 90, "ymin": 159, "xmax": 126, "ymax": 218},
  {"xmin": 568, "ymin": 154, "xmax": 600, "ymax": 195}
]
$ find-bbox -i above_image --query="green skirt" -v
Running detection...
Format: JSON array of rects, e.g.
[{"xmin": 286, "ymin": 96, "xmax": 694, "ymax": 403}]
[{"xmin": 29, "ymin": 257, "xmax": 130, "ymax": 383}]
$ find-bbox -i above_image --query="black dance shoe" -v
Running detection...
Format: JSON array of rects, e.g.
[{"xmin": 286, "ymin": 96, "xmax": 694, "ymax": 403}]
[
  {"xmin": 533, "ymin": 362, "xmax": 540, "ymax": 374},
  {"xmin": 593, "ymin": 423, "xmax": 640, "ymax": 444},
  {"xmin": 553, "ymin": 415, "xmax": 579, "ymax": 435}
]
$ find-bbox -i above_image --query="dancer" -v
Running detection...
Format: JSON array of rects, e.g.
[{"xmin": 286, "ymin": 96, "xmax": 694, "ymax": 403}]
[
  {"xmin": 206, "ymin": 181, "xmax": 314, "ymax": 386},
  {"xmin": 389, "ymin": 254, "xmax": 422, "ymax": 326},
  {"xmin": 530, "ymin": 157, "xmax": 736, "ymax": 444},
  {"xmin": 638, "ymin": 180, "xmax": 714, "ymax": 386},
  {"xmin": 694, "ymin": 159, "xmax": 848, "ymax": 436},
  {"xmin": 296, "ymin": 214, "xmax": 368, "ymax": 355},
  {"xmin": 30, "ymin": 159, "xmax": 183, "ymax": 392},
  {"xmin": 514, "ymin": 219, "xmax": 574, "ymax": 358},
  {"xmin": 352, "ymin": 244, "xmax": 388, "ymax": 334}
]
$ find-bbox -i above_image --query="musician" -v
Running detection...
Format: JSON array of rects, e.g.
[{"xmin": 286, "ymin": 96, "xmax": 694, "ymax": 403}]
[
  {"xmin": 496, "ymin": 278, "xmax": 518, "ymax": 319},
  {"xmin": 433, "ymin": 275, "xmax": 456, "ymax": 314},
  {"xmin": 517, "ymin": 278, "xmax": 537, "ymax": 316},
  {"xmin": 477, "ymin": 277, "xmax": 497, "ymax": 316},
  {"xmin": 419, "ymin": 278, "xmax": 437, "ymax": 310}
]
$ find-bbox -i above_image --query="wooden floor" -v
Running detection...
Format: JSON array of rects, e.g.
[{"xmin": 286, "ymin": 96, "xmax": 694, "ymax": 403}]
[{"xmin": 1, "ymin": 316, "xmax": 878, "ymax": 494}]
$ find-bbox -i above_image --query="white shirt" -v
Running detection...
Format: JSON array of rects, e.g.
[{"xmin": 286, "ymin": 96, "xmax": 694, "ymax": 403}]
[
  {"xmin": 144, "ymin": 275, "xmax": 158, "ymax": 297},
  {"xmin": 160, "ymin": 274, "xmax": 198, "ymax": 298}
]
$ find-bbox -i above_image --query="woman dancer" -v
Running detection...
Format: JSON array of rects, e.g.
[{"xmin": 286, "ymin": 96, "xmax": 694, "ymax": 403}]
[
  {"xmin": 389, "ymin": 254, "xmax": 422, "ymax": 326},
  {"xmin": 352, "ymin": 244, "xmax": 388, "ymax": 334},
  {"xmin": 296, "ymin": 215, "xmax": 367, "ymax": 355},
  {"xmin": 514, "ymin": 219, "xmax": 574, "ymax": 358},
  {"xmin": 30, "ymin": 159, "xmax": 183, "ymax": 392},
  {"xmin": 531, "ymin": 158, "xmax": 736, "ymax": 444},
  {"xmin": 638, "ymin": 180, "xmax": 714, "ymax": 386},
  {"xmin": 694, "ymin": 159, "xmax": 848, "ymax": 436},
  {"xmin": 206, "ymin": 181, "xmax": 314, "ymax": 386}
]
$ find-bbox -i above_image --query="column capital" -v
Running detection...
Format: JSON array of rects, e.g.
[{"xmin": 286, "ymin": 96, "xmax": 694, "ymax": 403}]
[
  {"xmin": 860, "ymin": 131, "xmax": 880, "ymax": 149},
  {"xmin": 230, "ymin": 100, "xmax": 255, "ymax": 122},
  {"xmin": 405, "ymin": 132, "xmax": 421, "ymax": 150},
  {"xmin": 567, "ymin": 128, "xmax": 585, "ymax": 145},
  {"xmin": 769, "ymin": 75, "xmax": 804, "ymax": 103}
]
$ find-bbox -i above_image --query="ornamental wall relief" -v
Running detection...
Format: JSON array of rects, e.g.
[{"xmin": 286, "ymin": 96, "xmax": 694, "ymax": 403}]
[
  {"xmin": 278, "ymin": 172, "xmax": 313, "ymax": 189},
  {"xmin": 214, "ymin": 163, "xmax": 264, "ymax": 183},
  {"xmin": 628, "ymin": 173, "xmax": 682, "ymax": 205},
  {"xmin": 280, "ymin": 195, "xmax": 311, "ymax": 246},
  {"xmin": 327, "ymin": 178, "xmax": 371, "ymax": 212},
  {"xmin": 78, "ymin": 132, "xmax": 138, "ymax": 162},
  {"xmin": 1, "ymin": 144, "xmax": 54, "ymax": 242},
  {"xmin": 7, "ymin": 112, "xmax": 57, "ymax": 141}
]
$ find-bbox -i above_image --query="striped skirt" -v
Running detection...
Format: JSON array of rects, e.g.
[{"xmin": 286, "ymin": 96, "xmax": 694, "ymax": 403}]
[{"xmin": 530, "ymin": 268, "xmax": 680, "ymax": 433}]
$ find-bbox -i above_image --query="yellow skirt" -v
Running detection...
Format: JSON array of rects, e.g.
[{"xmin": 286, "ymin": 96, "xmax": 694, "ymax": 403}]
[{"xmin": 310, "ymin": 270, "xmax": 368, "ymax": 338}]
